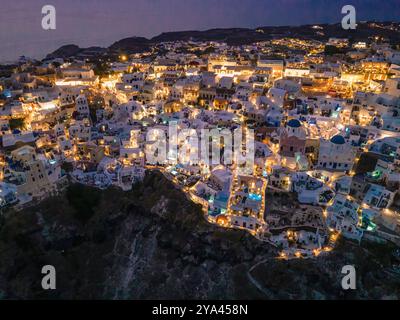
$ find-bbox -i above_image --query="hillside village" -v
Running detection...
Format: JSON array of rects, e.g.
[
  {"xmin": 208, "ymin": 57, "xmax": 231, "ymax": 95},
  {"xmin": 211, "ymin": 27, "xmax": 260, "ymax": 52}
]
[{"xmin": 1, "ymin": 28, "xmax": 400, "ymax": 259}]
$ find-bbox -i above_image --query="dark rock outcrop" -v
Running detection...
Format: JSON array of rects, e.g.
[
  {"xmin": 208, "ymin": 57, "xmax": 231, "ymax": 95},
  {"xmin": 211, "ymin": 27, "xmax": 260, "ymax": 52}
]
[{"xmin": 45, "ymin": 44, "xmax": 82, "ymax": 60}]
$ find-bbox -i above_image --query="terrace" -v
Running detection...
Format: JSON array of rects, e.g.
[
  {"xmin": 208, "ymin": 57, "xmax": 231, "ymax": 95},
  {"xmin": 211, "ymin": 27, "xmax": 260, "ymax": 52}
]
[{"xmin": 226, "ymin": 174, "xmax": 267, "ymax": 232}]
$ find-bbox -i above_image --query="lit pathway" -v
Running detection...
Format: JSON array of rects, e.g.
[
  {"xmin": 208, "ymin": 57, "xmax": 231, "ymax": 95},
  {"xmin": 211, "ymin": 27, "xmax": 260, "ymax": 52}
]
[{"xmin": 246, "ymin": 258, "xmax": 275, "ymax": 297}]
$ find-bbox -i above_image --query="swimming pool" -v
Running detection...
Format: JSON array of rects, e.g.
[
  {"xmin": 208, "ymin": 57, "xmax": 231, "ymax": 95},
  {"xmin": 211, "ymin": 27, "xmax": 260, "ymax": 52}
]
[{"xmin": 248, "ymin": 193, "xmax": 262, "ymax": 201}]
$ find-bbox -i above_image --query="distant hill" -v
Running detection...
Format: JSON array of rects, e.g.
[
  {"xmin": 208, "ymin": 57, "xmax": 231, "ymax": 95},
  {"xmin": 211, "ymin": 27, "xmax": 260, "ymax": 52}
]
[
  {"xmin": 45, "ymin": 45, "xmax": 108, "ymax": 60},
  {"xmin": 45, "ymin": 44, "xmax": 82, "ymax": 59},
  {"xmin": 150, "ymin": 28, "xmax": 267, "ymax": 45},
  {"xmin": 108, "ymin": 36, "xmax": 150, "ymax": 54},
  {"xmin": 44, "ymin": 21, "xmax": 400, "ymax": 59}
]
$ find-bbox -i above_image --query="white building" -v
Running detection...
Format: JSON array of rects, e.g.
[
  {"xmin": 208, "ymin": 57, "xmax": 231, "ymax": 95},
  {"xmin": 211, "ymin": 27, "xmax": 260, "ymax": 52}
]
[
  {"xmin": 75, "ymin": 94, "xmax": 90, "ymax": 116},
  {"xmin": 317, "ymin": 135, "xmax": 356, "ymax": 171}
]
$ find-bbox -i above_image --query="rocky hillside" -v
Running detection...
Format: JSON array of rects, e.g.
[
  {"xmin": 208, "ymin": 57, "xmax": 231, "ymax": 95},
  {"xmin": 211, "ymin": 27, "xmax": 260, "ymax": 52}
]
[
  {"xmin": 45, "ymin": 45, "xmax": 108, "ymax": 60},
  {"xmin": 108, "ymin": 37, "xmax": 151, "ymax": 54},
  {"xmin": 44, "ymin": 22, "xmax": 400, "ymax": 59},
  {"xmin": 0, "ymin": 171, "xmax": 399, "ymax": 299}
]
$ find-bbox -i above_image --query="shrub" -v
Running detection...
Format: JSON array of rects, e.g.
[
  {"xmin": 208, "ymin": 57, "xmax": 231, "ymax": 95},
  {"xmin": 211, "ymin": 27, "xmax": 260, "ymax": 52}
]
[{"xmin": 66, "ymin": 184, "xmax": 101, "ymax": 223}]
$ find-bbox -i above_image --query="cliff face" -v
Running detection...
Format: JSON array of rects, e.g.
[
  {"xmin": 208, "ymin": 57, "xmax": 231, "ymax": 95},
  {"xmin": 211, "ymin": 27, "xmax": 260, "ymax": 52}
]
[
  {"xmin": 0, "ymin": 171, "xmax": 398, "ymax": 299},
  {"xmin": 0, "ymin": 172, "xmax": 275, "ymax": 299}
]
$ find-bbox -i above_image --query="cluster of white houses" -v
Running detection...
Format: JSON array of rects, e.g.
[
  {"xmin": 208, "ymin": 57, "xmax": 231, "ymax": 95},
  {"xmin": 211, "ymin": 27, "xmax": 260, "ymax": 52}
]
[{"xmin": 1, "ymin": 34, "xmax": 400, "ymax": 257}]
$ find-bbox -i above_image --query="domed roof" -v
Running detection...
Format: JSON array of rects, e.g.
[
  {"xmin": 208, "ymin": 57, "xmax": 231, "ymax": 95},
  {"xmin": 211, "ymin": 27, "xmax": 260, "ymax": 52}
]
[
  {"xmin": 287, "ymin": 119, "xmax": 301, "ymax": 128},
  {"xmin": 330, "ymin": 135, "xmax": 345, "ymax": 145}
]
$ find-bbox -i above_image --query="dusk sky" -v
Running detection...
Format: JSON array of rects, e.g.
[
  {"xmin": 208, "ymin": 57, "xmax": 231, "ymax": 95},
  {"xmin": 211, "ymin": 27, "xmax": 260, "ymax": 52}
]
[{"xmin": 1, "ymin": 0, "xmax": 399, "ymax": 62}]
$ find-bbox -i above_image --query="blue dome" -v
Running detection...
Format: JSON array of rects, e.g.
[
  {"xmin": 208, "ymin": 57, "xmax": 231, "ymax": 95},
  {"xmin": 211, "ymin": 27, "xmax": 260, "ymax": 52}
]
[
  {"xmin": 330, "ymin": 135, "xmax": 345, "ymax": 145},
  {"xmin": 287, "ymin": 119, "xmax": 301, "ymax": 128}
]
